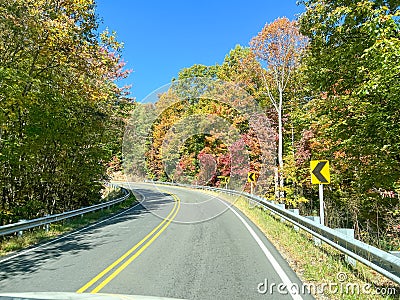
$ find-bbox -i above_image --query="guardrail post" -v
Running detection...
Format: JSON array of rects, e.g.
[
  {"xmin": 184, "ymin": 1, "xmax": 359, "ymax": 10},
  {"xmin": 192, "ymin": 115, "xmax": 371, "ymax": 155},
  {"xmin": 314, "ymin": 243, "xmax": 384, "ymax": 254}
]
[
  {"xmin": 288, "ymin": 209, "xmax": 299, "ymax": 231},
  {"xmin": 44, "ymin": 215, "xmax": 50, "ymax": 232},
  {"xmin": 335, "ymin": 228, "xmax": 356, "ymax": 267},
  {"xmin": 17, "ymin": 219, "xmax": 26, "ymax": 236},
  {"xmin": 305, "ymin": 216, "xmax": 321, "ymax": 246},
  {"xmin": 277, "ymin": 204, "xmax": 285, "ymax": 222}
]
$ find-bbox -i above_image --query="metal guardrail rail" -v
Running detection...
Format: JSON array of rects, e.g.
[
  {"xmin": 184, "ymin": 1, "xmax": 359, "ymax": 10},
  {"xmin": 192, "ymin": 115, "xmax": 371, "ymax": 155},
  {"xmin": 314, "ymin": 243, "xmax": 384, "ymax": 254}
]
[
  {"xmin": 148, "ymin": 181, "xmax": 400, "ymax": 285},
  {"xmin": 0, "ymin": 188, "xmax": 130, "ymax": 237}
]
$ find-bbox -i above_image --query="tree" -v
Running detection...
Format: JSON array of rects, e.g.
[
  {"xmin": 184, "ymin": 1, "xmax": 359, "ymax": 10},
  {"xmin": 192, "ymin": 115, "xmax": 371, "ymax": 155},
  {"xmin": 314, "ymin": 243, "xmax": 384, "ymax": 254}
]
[
  {"xmin": 0, "ymin": 0, "xmax": 132, "ymax": 224},
  {"xmin": 250, "ymin": 18, "xmax": 307, "ymax": 201},
  {"xmin": 141, "ymin": 61, "xmax": 275, "ymax": 191},
  {"xmin": 217, "ymin": 45, "xmax": 266, "ymax": 103},
  {"xmin": 298, "ymin": 0, "xmax": 400, "ymax": 241}
]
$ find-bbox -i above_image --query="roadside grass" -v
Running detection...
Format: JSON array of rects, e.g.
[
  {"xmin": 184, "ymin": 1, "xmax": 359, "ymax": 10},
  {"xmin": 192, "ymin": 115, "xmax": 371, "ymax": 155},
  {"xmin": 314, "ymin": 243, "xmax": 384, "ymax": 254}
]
[
  {"xmin": 0, "ymin": 191, "xmax": 137, "ymax": 257},
  {"xmin": 218, "ymin": 193, "xmax": 400, "ymax": 300}
]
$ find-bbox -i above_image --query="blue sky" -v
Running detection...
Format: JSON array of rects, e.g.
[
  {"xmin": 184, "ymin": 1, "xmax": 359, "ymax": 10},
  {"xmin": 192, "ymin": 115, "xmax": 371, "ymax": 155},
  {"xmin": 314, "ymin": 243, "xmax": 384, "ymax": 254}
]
[{"xmin": 95, "ymin": 1, "xmax": 305, "ymax": 102}]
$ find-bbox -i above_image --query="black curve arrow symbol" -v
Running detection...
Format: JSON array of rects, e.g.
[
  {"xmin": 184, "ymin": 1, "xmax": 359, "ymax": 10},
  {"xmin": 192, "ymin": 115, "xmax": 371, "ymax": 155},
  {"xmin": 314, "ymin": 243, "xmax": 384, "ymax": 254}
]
[
  {"xmin": 312, "ymin": 161, "xmax": 328, "ymax": 183},
  {"xmin": 249, "ymin": 173, "xmax": 255, "ymax": 181}
]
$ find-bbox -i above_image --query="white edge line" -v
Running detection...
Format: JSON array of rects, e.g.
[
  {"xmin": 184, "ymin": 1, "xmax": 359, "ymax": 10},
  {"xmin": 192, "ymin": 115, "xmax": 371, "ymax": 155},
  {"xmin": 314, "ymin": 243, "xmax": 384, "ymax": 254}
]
[
  {"xmin": 219, "ymin": 198, "xmax": 304, "ymax": 300},
  {"xmin": 157, "ymin": 184, "xmax": 305, "ymax": 299},
  {"xmin": 0, "ymin": 190, "xmax": 145, "ymax": 264}
]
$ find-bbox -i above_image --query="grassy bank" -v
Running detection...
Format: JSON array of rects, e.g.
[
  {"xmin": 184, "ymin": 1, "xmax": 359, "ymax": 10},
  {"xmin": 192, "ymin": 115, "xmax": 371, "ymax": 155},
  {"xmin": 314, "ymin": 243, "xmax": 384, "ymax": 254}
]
[
  {"xmin": 0, "ymin": 190, "xmax": 137, "ymax": 257},
  {"xmin": 218, "ymin": 193, "xmax": 399, "ymax": 300}
]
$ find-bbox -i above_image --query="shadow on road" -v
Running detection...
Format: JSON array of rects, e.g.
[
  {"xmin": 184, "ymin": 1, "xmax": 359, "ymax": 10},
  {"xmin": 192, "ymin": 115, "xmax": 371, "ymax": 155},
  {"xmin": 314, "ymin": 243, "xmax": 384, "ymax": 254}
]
[{"xmin": 0, "ymin": 188, "xmax": 172, "ymax": 283}]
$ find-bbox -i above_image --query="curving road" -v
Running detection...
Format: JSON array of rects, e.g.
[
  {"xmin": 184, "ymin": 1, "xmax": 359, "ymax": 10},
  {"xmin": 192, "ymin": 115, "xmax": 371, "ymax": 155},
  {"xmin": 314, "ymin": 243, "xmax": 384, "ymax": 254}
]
[{"xmin": 0, "ymin": 183, "xmax": 314, "ymax": 300}]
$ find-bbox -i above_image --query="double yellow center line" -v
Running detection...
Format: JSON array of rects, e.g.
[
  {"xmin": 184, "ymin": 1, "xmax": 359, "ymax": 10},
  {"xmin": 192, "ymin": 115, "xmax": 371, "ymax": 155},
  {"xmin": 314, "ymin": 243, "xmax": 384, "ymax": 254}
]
[{"xmin": 77, "ymin": 192, "xmax": 180, "ymax": 294}]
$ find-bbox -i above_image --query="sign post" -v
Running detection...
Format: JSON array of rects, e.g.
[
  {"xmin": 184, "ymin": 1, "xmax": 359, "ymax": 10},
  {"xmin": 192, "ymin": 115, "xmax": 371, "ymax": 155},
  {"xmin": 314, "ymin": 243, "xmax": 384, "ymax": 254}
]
[
  {"xmin": 248, "ymin": 172, "xmax": 257, "ymax": 194},
  {"xmin": 310, "ymin": 160, "xmax": 330, "ymax": 226},
  {"xmin": 319, "ymin": 183, "xmax": 324, "ymax": 226},
  {"xmin": 218, "ymin": 176, "xmax": 230, "ymax": 189}
]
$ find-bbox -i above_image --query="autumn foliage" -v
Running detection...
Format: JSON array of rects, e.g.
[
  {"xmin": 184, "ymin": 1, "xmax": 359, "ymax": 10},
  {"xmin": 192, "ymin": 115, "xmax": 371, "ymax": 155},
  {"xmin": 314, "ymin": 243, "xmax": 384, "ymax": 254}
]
[
  {"xmin": 139, "ymin": 4, "xmax": 400, "ymax": 249},
  {"xmin": 0, "ymin": 0, "xmax": 133, "ymax": 224}
]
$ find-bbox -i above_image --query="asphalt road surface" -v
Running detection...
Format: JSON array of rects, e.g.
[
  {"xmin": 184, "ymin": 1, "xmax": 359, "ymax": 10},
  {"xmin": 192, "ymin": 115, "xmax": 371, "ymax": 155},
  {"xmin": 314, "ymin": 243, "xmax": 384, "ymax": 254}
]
[{"xmin": 0, "ymin": 183, "xmax": 314, "ymax": 300}]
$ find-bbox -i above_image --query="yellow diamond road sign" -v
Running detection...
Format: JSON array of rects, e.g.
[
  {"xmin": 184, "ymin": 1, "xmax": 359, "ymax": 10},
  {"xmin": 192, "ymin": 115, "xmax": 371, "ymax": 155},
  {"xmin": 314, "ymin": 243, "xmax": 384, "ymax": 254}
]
[
  {"xmin": 310, "ymin": 160, "xmax": 330, "ymax": 184},
  {"xmin": 248, "ymin": 172, "xmax": 257, "ymax": 182},
  {"xmin": 218, "ymin": 176, "xmax": 230, "ymax": 183}
]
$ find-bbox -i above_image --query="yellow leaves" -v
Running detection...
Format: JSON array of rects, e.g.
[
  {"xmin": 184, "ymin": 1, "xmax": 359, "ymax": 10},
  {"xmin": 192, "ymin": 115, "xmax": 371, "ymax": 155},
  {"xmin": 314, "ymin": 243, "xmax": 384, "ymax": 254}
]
[
  {"xmin": 204, "ymin": 135, "xmax": 216, "ymax": 144},
  {"xmin": 61, "ymin": 0, "xmax": 95, "ymax": 16},
  {"xmin": 333, "ymin": 150, "xmax": 346, "ymax": 159}
]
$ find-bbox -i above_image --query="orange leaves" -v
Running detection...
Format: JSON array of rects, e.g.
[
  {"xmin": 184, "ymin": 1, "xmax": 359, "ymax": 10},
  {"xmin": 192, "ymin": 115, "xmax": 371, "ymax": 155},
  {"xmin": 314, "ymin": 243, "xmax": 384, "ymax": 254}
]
[
  {"xmin": 333, "ymin": 150, "xmax": 346, "ymax": 159},
  {"xmin": 250, "ymin": 17, "xmax": 307, "ymax": 77}
]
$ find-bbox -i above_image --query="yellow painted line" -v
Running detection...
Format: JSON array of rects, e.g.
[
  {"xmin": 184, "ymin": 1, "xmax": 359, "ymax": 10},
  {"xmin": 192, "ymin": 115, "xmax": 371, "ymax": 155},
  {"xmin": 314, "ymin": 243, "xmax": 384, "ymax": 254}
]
[
  {"xmin": 76, "ymin": 193, "xmax": 179, "ymax": 294},
  {"xmin": 90, "ymin": 194, "xmax": 180, "ymax": 293}
]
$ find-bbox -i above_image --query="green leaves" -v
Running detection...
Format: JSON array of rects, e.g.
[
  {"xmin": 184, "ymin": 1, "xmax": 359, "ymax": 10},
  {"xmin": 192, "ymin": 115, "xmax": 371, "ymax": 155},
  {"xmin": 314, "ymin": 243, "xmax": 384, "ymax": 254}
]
[
  {"xmin": 0, "ymin": 0, "xmax": 133, "ymax": 224},
  {"xmin": 297, "ymin": 0, "xmax": 400, "ymax": 236}
]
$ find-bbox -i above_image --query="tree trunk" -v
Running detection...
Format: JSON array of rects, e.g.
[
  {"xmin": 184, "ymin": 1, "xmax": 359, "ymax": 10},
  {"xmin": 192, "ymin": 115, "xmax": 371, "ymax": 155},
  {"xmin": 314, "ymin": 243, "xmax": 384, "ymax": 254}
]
[
  {"xmin": 274, "ymin": 167, "xmax": 279, "ymax": 200},
  {"xmin": 278, "ymin": 89, "xmax": 284, "ymax": 201}
]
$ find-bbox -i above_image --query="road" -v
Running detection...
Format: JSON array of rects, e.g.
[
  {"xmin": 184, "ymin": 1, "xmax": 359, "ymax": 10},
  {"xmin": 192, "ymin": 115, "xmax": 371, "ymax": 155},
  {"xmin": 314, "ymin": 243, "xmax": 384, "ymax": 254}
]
[{"xmin": 0, "ymin": 183, "xmax": 314, "ymax": 300}]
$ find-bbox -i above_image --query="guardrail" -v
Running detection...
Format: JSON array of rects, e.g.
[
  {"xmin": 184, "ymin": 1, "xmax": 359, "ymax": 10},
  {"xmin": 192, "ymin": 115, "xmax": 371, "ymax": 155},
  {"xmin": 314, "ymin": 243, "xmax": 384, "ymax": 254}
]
[
  {"xmin": 144, "ymin": 181, "xmax": 400, "ymax": 285},
  {"xmin": 0, "ymin": 188, "xmax": 130, "ymax": 237}
]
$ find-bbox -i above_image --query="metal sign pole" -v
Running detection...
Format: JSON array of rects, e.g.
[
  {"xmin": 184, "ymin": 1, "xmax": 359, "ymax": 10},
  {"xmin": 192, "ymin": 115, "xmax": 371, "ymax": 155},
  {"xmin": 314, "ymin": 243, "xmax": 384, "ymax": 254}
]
[
  {"xmin": 319, "ymin": 184, "xmax": 324, "ymax": 226},
  {"xmin": 251, "ymin": 182, "xmax": 254, "ymax": 195}
]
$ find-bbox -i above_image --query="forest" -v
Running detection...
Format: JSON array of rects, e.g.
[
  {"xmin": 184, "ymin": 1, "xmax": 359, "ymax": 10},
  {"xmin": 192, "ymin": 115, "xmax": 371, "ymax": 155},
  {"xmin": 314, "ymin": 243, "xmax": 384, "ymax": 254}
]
[
  {"xmin": 0, "ymin": 0, "xmax": 399, "ymax": 251},
  {"xmin": 135, "ymin": 0, "xmax": 400, "ymax": 249},
  {"xmin": 0, "ymin": 0, "xmax": 133, "ymax": 225}
]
